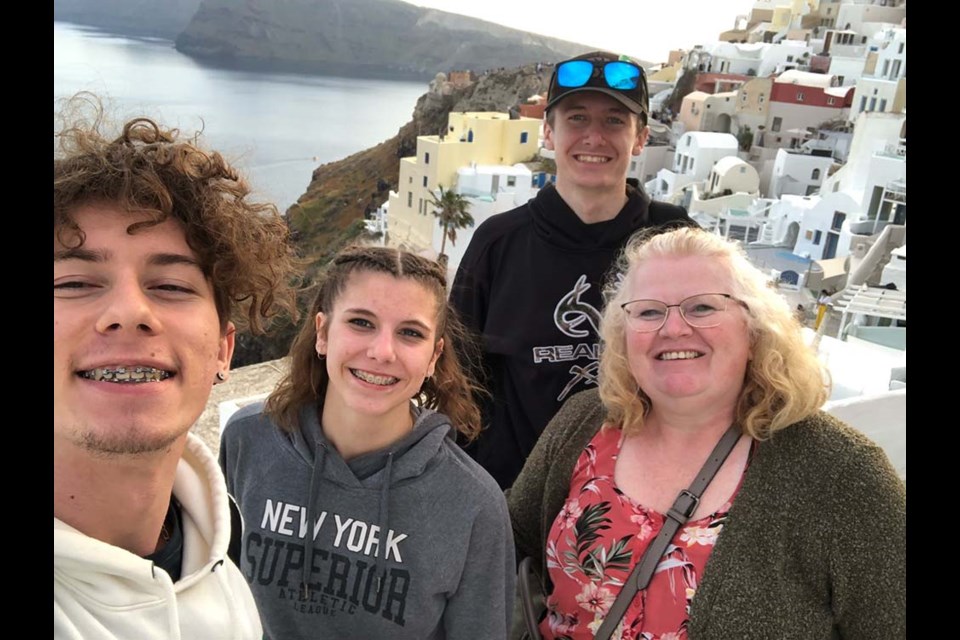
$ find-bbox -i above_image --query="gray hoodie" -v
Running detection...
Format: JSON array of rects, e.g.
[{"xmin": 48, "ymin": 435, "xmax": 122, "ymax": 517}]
[{"xmin": 220, "ymin": 402, "xmax": 515, "ymax": 639}]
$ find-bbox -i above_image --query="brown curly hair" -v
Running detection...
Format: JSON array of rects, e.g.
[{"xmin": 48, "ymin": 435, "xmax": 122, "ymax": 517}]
[
  {"xmin": 54, "ymin": 92, "xmax": 300, "ymax": 333},
  {"xmin": 266, "ymin": 245, "xmax": 484, "ymax": 442}
]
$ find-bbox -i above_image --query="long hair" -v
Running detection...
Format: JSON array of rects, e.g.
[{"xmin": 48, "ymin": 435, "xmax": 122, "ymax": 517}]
[
  {"xmin": 266, "ymin": 245, "xmax": 483, "ymax": 440},
  {"xmin": 54, "ymin": 92, "xmax": 300, "ymax": 333},
  {"xmin": 598, "ymin": 226, "xmax": 829, "ymax": 439}
]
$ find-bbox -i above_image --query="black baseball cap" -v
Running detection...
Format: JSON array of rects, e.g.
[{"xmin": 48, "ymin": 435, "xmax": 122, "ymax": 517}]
[{"xmin": 546, "ymin": 51, "xmax": 649, "ymax": 119}]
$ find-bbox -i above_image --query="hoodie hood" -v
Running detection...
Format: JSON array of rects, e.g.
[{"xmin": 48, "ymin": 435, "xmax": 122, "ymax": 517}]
[
  {"xmin": 290, "ymin": 403, "xmax": 452, "ymax": 486},
  {"xmin": 530, "ymin": 182, "xmax": 653, "ymax": 252},
  {"xmin": 53, "ymin": 433, "xmax": 262, "ymax": 639},
  {"xmin": 289, "ymin": 404, "xmax": 453, "ymax": 600}
]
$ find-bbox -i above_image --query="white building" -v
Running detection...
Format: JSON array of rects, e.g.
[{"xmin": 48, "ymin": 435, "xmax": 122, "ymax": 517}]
[
  {"xmin": 705, "ymin": 41, "xmax": 767, "ymax": 75},
  {"xmin": 768, "ymin": 147, "xmax": 836, "ymax": 197},
  {"xmin": 826, "ymin": 55, "xmax": 869, "ymax": 86},
  {"xmin": 834, "ymin": 2, "xmax": 906, "ymax": 38},
  {"xmin": 850, "ymin": 77, "xmax": 902, "ymax": 120},
  {"xmin": 706, "ymin": 155, "xmax": 760, "ymax": 196},
  {"xmin": 433, "ymin": 163, "xmax": 534, "ymax": 270},
  {"xmin": 879, "ymin": 243, "xmax": 905, "ymax": 291},
  {"xmin": 872, "ymin": 27, "xmax": 906, "ymax": 83},
  {"xmin": 793, "ymin": 190, "xmax": 861, "ymax": 260},
  {"xmin": 820, "ymin": 111, "xmax": 906, "ymax": 212},
  {"xmin": 673, "ymin": 132, "xmax": 740, "ymax": 182},
  {"xmin": 755, "ymin": 41, "xmax": 814, "ymax": 77},
  {"xmin": 647, "ymin": 132, "xmax": 740, "ymax": 201}
]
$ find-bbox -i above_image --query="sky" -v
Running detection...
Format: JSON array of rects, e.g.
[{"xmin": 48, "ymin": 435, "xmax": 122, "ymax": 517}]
[{"xmin": 403, "ymin": 0, "xmax": 756, "ymax": 64}]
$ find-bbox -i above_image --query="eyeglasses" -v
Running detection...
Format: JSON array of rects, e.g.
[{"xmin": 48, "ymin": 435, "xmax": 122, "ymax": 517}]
[
  {"xmin": 621, "ymin": 293, "xmax": 747, "ymax": 333},
  {"xmin": 555, "ymin": 59, "xmax": 644, "ymax": 91}
]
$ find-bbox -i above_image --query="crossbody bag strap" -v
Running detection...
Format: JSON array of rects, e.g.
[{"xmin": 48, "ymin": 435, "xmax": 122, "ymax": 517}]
[{"xmin": 594, "ymin": 424, "xmax": 742, "ymax": 640}]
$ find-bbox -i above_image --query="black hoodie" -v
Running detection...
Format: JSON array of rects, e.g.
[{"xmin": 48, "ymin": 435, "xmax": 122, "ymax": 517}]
[{"xmin": 450, "ymin": 183, "xmax": 689, "ymax": 489}]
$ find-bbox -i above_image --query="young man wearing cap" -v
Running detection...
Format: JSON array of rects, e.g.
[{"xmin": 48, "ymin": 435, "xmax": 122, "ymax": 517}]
[
  {"xmin": 54, "ymin": 96, "xmax": 299, "ymax": 638},
  {"xmin": 450, "ymin": 51, "xmax": 692, "ymax": 489}
]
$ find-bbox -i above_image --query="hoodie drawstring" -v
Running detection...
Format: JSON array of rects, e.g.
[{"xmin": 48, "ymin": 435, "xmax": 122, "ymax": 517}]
[
  {"xmin": 301, "ymin": 441, "xmax": 328, "ymax": 601},
  {"xmin": 373, "ymin": 452, "xmax": 394, "ymax": 594}
]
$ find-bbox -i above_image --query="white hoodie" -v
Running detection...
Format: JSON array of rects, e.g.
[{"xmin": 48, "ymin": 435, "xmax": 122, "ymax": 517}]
[{"xmin": 54, "ymin": 433, "xmax": 262, "ymax": 640}]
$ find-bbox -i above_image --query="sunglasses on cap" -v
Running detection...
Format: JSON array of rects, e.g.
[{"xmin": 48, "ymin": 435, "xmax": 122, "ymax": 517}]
[
  {"xmin": 547, "ymin": 53, "xmax": 649, "ymax": 117},
  {"xmin": 555, "ymin": 59, "xmax": 644, "ymax": 91}
]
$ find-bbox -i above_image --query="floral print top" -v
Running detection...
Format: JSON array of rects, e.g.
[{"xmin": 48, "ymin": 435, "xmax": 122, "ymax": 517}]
[{"xmin": 540, "ymin": 427, "xmax": 748, "ymax": 640}]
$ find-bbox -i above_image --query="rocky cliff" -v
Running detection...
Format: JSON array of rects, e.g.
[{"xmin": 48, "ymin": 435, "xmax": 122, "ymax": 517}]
[
  {"xmin": 175, "ymin": 0, "xmax": 588, "ymax": 79},
  {"xmin": 54, "ymin": 0, "xmax": 202, "ymax": 39}
]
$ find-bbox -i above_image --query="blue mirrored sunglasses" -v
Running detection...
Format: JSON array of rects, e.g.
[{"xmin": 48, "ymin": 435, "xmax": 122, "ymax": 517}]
[{"xmin": 556, "ymin": 60, "xmax": 642, "ymax": 91}]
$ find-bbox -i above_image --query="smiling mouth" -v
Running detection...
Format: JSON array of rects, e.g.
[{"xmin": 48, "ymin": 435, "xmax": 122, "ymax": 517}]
[
  {"xmin": 657, "ymin": 351, "xmax": 704, "ymax": 361},
  {"xmin": 575, "ymin": 154, "xmax": 610, "ymax": 164},
  {"xmin": 79, "ymin": 366, "xmax": 173, "ymax": 383},
  {"xmin": 350, "ymin": 369, "xmax": 399, "ymax": 386}
]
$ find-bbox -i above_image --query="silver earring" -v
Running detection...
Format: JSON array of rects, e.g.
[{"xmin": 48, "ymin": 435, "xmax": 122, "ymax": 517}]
[{"xmin": 216, "ymin": 371, "xmax": 227, "ymax": 382}]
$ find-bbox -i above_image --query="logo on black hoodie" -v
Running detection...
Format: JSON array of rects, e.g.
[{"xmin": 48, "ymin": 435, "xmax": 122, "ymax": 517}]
[{"xmin": 531, "ymin": 274, "xmax": 602, "ymax": 402}]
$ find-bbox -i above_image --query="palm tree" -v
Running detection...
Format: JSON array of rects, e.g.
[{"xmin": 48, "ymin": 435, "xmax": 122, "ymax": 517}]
[{"xmin": 425, "ymin": 184, "xmax": 475, "ymax": 263}]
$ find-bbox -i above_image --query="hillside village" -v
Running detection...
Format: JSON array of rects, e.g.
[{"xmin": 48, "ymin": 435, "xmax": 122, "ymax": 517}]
[{"xmin": 198, "ymin": 0, "xmax": 905, "ymax": 479}]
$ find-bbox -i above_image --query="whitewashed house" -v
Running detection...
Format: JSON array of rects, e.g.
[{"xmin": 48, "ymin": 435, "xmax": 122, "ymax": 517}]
[{"xmin": 768, "ymin": 147, "xmax": 836, "ymax": 197}]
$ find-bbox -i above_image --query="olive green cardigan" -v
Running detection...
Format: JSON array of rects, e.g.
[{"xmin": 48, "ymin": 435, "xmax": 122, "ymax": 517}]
[{"xmin": 507, "ymin": 388, "xmax": 905, "ymax": 639}]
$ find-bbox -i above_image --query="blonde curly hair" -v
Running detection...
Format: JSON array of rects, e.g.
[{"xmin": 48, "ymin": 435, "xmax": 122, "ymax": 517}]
[{"xmin": 598, "ymin": 226, "xmax": 828, "ymax": 439}]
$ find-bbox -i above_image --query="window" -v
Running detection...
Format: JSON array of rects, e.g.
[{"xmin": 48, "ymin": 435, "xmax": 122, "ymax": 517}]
[
  {"xmin": 859, "ymin": 96, "xmax": 867, "ymax": 112},
  {"xmin": 869, "ymin": 97, "xmax": 877, "ymax": 111},
  {"xmin": 759, "ymin": 94, "xmax": 765, "ymax": 105},
  {"xmin": 424, "ymin": 152, "xmax": 430, "ymax": 164},
  {"xmin": 741, "ymin": 93, "xmax": 748, "ymax": 102},
  {"xmin": 812, "ymin": 168, "xmax": 821, "ymax": 180},
  {"xmin": 879, "ymin": 98, "xmax": 887, "ymax": 111},
  {"xmin": 507, "ymin": 176, "xmax": 516, "ymax": 187},
  {"xmin": 520, "ymin": 131, "xmax": 529, "ymax": 144},
  {"xmin": 408, "ymin": 176, "xmax": 413, "ymax": 184},
  {"xmin": 772, "ymin": 117, "xmax": 782, "ymax": 132},
  {"xmin": 831, "ymin": 211, "xmax": 846, "ymax": 231},
  {"xmin": 422, "ymin": 176, "xmax": 428, "ymax": 187},
  {"xmin": 813, "ymin": 230, "xmax": 822, "ymax": 245},
  {"xmin": 787, "ymin": 55, "xmax": 794, "ymax": 62},
  {"xmin": 898, "ymin": 42, "xmax": 904, "ymax": 54},
  {"xmin": 797, "ymin": 91, "xmax": 805, "ymax": 102},
  {"xmin": 827, "ymin": 97, "xmax": 835, "ymax": 106},
  {"xmin": 407, "ymin": 192, "xmax": 413, "ymax": 207}
]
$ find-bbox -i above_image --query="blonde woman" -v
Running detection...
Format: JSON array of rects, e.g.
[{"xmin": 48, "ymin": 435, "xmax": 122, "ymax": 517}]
[{"xmin": 509, "ymin": 227, "xmax": 905, "ymax": 639}]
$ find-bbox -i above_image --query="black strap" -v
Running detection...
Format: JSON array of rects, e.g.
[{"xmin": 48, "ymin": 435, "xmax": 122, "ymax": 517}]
[{"xmin": 594, "ymin": 424, "xmax": 742, "ymax": 640}]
